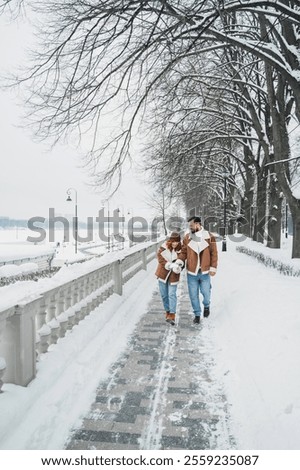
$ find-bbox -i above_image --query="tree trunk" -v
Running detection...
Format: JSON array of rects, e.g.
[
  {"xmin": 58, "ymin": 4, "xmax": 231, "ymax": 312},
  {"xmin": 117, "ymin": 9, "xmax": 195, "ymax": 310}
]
[
  {"xmin": 270, "ymin": 97, "xmax": 300, "ymax": 257},
  {"xmin": 266, "ymin": 175, "xmax": 282, "ymax": 248},
  {"xmin": 253, "ymin": 170, "xmax": 267, "ymax": 243},
  {"xmin": 289, "ymin": 200, "xmax": 300, "ymax": 258},
  {"xmin": 260, "ymin": 19, "xmax": 300, "ymax": 258},
  {"xmin": 239, "ymin": 196, "xmax": 251, "ymax": 237},
  {"xmin": 238, "ymin": 167, "xmax": 255, "ymax": 237}
]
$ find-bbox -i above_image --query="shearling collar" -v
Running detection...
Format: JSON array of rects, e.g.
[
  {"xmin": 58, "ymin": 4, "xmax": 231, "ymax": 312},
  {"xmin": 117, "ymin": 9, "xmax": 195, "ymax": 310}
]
[
  {"xmin": 189, "ymin": 228, "xmax": 210, "ymax": 240},
  {"xmin": 186, "ymin": 228, "xmax": 210, "ymax": 254},
  {"xmin": 160, "ymin": 242, "xmax": 180, "ymax": 262},
  {"xmin": 188, "ymin": 238, "xmax": 209, "ymax": 254}
]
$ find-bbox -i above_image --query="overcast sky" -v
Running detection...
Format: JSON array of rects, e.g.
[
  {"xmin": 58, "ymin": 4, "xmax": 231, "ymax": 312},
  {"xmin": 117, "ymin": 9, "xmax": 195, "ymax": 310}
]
[{"xmin": 0, "ymin": 12, "xmax": 154, "ymax": 222}]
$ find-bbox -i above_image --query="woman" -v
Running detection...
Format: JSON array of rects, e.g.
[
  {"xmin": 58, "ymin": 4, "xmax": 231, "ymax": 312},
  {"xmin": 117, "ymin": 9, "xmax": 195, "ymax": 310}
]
[{"xmin": 155, "ymin": 232, "xmax": 184, "ymax": 325}]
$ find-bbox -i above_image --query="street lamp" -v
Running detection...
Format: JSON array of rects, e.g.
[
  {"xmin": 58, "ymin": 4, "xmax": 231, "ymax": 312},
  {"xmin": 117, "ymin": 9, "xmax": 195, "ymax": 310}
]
[
  {"xmin": 222, "ymin": 170, "xmax": 230, "ymax": 252},
  {"xmin": 66, "ymin": 188, "xmax": 78, "ymax": 254},
  {"xmin": 101, "ymin": 199, "xmax": 111, "ymax": 252},
  {"xmin": 117, "ymin": 205, "xmax": 125, "ymax": 250},
  {"xmin": 127, "ymin": 208, "xmax": 134, "ymax": 247}
]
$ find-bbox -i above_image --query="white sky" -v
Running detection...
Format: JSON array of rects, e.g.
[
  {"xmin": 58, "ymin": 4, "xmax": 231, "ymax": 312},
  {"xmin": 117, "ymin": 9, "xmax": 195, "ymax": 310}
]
[{"xmin": 0, "ymin": 12, "xmax": 154, "ymax": 222}]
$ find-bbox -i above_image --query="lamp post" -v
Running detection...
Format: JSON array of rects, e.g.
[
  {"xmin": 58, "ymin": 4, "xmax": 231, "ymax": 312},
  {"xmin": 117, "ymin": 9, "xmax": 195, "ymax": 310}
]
[
  {"xmin": 101, "ymin": 199, "xmax": 111, "ymax": 252},
  {"xmin": 127, "ymin": 208, "xmax": 134, "ymax": 247},
  {"xmin": 66, "ymin": 188, "xmax": 78, "ymax": 254},
  {"xmin": 117, "ymin": 205, "xmax": 125, "ymax": 250},
  {"xmin": 222, "ymin": 170, "xmax": 230, "ymax": 252}
]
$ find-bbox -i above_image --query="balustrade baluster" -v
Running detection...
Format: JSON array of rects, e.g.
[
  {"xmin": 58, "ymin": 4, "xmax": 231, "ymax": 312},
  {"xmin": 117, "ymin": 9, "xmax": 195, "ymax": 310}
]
[
  {"xmin": 48, "ymin": 291, "xmax": 60, "ymax": 344},
  {"xmin": 57, "ymin": 288, "xmax": 68, "ymax": 338},
  {"xmin": 37, "ymin": 296, "xmax": 51, "ymax": 354},
  {"xmin": 78, "ymin": 278, "xmax": 87, "ymax": 319},
  {"xmin": 91, "ymin": 273, "xmax": 98, "ymax": 309},
  {"xmin": 86, "ymin": 273, "xmax": 94, "ymax": 314},
  {"xmin": 66, "ymin": 284, "xmax": 76, "ymax": 329}
]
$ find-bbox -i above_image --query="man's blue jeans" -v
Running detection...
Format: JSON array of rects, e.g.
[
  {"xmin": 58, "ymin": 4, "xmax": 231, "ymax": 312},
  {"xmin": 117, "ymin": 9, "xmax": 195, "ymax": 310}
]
[
  {"xmin": 158, "ymin": 280, "xmax": 177, "ymax": 313},
  {"xmin": 187, "ymin": 272, "xmax": 211, "ymax": 317}
]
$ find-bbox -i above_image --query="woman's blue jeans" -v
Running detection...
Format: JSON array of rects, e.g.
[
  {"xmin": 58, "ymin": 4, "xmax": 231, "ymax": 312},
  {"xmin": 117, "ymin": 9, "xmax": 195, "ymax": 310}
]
[
  {"xmin": 187, "ymin": 272, "xmax": 211, "ymax": 317},
  {"xmin": 158, "ymin": 280, "xmax": 177, "ymax": 313}
]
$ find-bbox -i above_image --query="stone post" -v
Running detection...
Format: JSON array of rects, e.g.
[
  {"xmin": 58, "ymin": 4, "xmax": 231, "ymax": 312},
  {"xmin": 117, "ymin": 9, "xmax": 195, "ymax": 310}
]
[
  {"xmin": 5, "ymin": 298, "xmax": 40, "ymax": 386},
  {"xmin": 142, "ymin": 248, "xmax": 147, "ymax": 270},
  {"xmin": 113, "ymin": 260, "xmax": 123, "ymax": 295}
]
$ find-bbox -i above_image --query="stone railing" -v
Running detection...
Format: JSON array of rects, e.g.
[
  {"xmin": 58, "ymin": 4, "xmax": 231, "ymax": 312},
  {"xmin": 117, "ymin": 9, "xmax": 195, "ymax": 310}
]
[{"xmin": 0, "ymin": 240, "xmax": 160, "ymax": 389}]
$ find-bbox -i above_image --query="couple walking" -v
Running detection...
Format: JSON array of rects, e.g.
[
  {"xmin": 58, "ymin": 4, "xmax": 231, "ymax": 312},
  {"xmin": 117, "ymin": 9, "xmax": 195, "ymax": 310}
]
[{"xmin": 155, "ymin": 216, "xmax": 218, "ymax": 325}]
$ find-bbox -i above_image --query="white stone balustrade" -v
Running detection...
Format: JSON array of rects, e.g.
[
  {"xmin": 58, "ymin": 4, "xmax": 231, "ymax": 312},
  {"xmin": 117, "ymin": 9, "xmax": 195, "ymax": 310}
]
[{"xmin": 0, "ymin": 240, "xmax": 161, "ymax": 387}]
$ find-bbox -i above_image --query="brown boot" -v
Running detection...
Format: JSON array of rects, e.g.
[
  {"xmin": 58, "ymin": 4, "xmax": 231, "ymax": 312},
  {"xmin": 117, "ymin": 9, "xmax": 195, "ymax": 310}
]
[
  {"xmin": 165, "ymin": 311, "xmax": 170, "ymax": 319},
  {"xmin": 166, "ymin": 313, "xmax": 176, "ymax": 325}
]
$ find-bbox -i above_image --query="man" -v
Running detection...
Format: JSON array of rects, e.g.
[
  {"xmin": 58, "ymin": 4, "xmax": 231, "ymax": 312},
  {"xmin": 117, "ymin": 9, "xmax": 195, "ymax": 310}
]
[{"xmin": 176, "ymin": 216, "xmax": 218, "ymax": 324}]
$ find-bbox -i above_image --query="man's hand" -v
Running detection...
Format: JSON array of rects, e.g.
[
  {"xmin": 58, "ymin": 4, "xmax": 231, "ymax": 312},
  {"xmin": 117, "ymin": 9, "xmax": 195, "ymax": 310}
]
[{"xmin": 209, "ymin": 271, "xmax": 216, "ymax": 277}]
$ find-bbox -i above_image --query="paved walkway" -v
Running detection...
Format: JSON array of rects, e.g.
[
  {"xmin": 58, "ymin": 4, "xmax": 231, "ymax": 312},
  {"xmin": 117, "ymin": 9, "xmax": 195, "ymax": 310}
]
[{"xmin": 66, "ymin": 275, "xmax": 235, "ymax": 450}]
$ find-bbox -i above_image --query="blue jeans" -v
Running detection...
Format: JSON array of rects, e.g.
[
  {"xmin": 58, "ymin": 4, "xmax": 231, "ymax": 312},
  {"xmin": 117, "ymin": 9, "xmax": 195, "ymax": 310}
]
[
  {"xmin": 158, "ymin": 280, "xmax": 177, "ymax": 313},
  {"xmin": 187, "ymin": 272, "xmax": 211, "ymax": 317}
]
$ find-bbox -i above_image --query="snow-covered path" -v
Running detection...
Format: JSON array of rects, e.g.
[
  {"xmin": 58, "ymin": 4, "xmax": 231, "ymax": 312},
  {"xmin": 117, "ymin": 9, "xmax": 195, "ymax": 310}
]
[
  {"xmin": 66, "ymin": 278, "xmax": 234, "ymax": 450},
  {"xmin": 0, "ymin": 244, "xmax": 299, "ymax": 449}
]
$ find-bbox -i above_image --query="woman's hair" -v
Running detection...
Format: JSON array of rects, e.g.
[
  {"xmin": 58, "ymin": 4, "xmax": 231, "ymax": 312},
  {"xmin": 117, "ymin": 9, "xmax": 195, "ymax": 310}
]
[{"xmin": 166, "ymin": 239, "xmax": 182, "ymax": 251}]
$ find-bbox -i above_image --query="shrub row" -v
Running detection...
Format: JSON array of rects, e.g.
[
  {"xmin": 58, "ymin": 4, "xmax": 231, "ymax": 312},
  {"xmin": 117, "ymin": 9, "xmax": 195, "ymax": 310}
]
[
  {"xmin": 0, "ymin": 267, "xmax": 61, "ymax": 287},
  {"xmin": 236, "ymin": 246, "xmax": 300, "ymax": 277}
]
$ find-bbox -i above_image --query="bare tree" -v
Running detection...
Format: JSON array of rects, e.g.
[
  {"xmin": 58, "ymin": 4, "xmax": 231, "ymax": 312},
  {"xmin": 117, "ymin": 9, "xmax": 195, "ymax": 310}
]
[
  {"xmin": 2, "ymin": 0, "xmax": 300, "ymax": 254},
  {"xmin": 143, "ymin": 186, "xmax": 175, "ymax": 236},
  {"xmin": 2, "ymin": 1, "xmax": 299, "ymax": 181}
]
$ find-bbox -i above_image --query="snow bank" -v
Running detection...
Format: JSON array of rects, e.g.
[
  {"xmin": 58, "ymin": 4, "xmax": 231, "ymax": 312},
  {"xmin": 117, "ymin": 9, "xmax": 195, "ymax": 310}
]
[
  {"xmin": 236, "ymin": 246, "xmax": 300, "ymax": 277},
  {"xmin": 0, "ymin": 263, "xmax": 39, "ymax": 278},
  {"xmin": 233, "ymin": 236, "xmax": 300, "ymax": 269},
  {"xmin": 0, "ymin": 243, "xmax": 55, "ymax": 263},
  {"xmin": 211, "ymin": 243, "xmax": 300, "ymax": 449}
]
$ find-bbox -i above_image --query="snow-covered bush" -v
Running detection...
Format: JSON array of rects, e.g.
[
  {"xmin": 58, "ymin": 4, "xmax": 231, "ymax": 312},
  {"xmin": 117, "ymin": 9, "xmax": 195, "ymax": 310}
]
[
  {"xmin": 0, "ymin": 263, "xmax": 39, "ymax": 278},
  {"xmin": 0, "ymin": 267, "xmax": 60, "ymax": 287},
  {"xmin": 236, "ymin": 246, "xmax": 300, "ymax": 277}
]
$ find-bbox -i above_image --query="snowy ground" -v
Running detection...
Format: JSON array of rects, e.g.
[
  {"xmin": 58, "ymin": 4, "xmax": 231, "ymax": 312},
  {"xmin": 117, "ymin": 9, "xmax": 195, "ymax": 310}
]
[
  {"xmin": 0, "ymin": 241, "xmax": 55, "ymax": 263},
  {"xmin": 0, "ymin": 228, "xmax": 142, "ymax": 269},
  {"xmin": 0, "ymin": 229, "xmax": 101, "ymax": 265},
  {"xmin": 212, "ymin": 241, "xmax": 300, "ymax": 449},
  {"xmin": 0, "ymin": 240, "xmax": 299, "ymax": 449}
]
